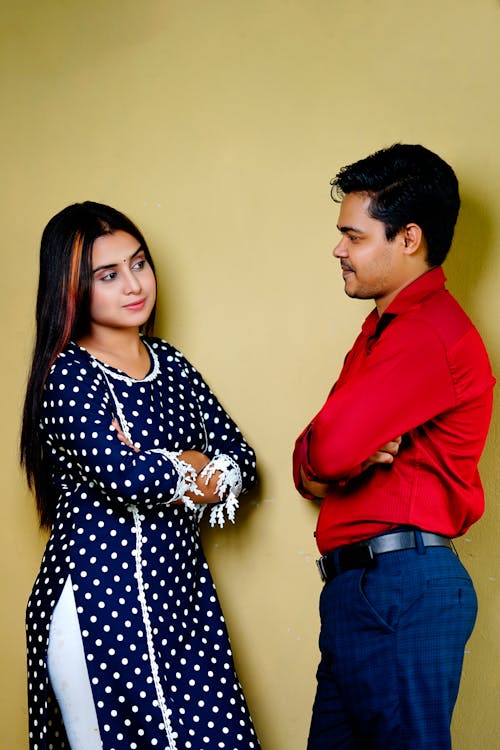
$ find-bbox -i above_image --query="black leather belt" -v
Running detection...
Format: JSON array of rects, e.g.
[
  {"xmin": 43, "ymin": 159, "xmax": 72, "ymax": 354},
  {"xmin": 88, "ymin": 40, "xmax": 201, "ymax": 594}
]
[{"xmin": 316, "ymin": 529, "xmax": 453, "ymax": 583}]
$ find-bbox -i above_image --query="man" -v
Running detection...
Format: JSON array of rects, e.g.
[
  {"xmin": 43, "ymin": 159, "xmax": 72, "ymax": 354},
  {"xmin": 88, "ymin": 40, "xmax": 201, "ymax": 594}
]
[{"xmin": 293, "ymin": 144, "xmax": 495, "ymax": 750}]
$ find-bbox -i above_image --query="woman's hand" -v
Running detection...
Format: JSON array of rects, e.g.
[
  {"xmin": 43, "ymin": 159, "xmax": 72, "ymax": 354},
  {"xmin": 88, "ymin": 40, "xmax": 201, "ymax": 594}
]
[
  {"xmin": 109, "ymin": 431, "xmax": 224, "ymax": 506},
  {"xmin": 179, "ymin": 450, "xmax": 210, "ymax": 474},
  {"xmin": 111, "ymin": 418, "xmax": 139, "ymax": 452},
  {"xmin": 179, "ymin": 450, "xmax": 224, "ymax": 505}
]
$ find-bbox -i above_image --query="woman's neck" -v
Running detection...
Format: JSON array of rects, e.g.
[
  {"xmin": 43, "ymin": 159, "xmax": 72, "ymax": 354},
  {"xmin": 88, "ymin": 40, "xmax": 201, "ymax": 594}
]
[{"xmin": 77, "ymin": 327, "xmax": 151, "ymax": 379}]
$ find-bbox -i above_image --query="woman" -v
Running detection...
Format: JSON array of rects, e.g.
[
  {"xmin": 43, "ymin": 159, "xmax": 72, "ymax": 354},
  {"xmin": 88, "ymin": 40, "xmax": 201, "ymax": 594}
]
[{"xmin": 21, "ymin": 201, "xmax": 260, "ymax": 750}]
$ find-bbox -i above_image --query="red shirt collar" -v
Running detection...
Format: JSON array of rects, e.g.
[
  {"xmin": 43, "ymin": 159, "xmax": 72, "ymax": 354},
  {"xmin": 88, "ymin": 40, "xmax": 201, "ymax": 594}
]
[{"xmin": 362, "ymin": 266, "xmax": 446, "ymax": 336}]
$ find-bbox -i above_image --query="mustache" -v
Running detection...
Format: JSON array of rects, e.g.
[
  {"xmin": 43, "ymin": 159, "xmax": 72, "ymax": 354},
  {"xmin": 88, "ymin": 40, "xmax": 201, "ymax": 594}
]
[{"xmin": 340, "ymin": 261, "xmax": 354, "ymax": 272}]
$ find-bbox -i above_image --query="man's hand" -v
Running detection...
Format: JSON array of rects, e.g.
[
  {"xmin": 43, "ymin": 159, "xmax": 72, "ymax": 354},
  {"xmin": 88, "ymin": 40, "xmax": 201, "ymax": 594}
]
[
  {"xmin": 300, "ymin": 467, "xmax": 330, "ymax": 499},
  {"xmin": 361, "ymin": 436, "xmax": 402, "ymax": 472},
  {"xmin": 299, "ymin": 436, "xmax": 402, "ymax": 498},
  {"xmin": 300, "ymin": 467, "xmax": 330, "ymax": 498}
]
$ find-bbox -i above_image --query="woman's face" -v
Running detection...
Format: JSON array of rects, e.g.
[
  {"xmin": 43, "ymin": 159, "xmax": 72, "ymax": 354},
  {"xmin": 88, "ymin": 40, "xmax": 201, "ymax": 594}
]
[{"xmin": 88, "ymin": 230, "xmax": 157, "ymax": 334}]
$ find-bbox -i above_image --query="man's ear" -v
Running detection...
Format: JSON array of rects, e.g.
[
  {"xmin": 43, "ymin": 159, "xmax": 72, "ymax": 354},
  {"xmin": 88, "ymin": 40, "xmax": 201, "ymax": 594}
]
[{"xmin": 401, "ymin": 223, "xmax": 423, "ymax": 255}]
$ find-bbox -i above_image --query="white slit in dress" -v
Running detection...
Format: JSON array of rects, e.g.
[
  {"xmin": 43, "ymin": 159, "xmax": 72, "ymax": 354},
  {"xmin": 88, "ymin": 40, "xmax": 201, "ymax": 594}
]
[{"xmin": 47, "ymin": 575, "xmax": 103, "ymax": 749}]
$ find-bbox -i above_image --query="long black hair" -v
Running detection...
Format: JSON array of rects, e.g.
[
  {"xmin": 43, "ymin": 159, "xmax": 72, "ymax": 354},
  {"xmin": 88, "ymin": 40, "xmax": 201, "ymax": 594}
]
[{"xmin": 20, "ymin": 201, "xmax": 157, "ymax": 527}]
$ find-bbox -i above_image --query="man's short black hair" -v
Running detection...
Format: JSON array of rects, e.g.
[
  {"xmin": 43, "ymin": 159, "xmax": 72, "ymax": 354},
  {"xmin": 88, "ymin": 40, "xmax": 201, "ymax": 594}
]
[{"xmin": 330, "ymin": 143, "xmax": 460, "ymax": 267}]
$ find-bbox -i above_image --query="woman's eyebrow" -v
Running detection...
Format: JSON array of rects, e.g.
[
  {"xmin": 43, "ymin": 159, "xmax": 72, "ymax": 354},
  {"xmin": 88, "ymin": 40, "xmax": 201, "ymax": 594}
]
[{"xmin": 92, "ymin": 245, "xmax": 143, "ymax": 273}]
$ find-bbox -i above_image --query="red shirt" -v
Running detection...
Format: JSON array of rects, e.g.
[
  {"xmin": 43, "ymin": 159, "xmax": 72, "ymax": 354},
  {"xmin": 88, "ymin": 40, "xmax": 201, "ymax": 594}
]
[{"xmin": 293, "ymin": 267, "xmax": 495, "ymax": 554}]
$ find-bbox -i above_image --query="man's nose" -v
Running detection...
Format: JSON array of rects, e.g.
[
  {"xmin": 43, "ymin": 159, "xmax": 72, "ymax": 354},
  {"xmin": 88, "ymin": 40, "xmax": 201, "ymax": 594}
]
[{"xmin": 333, "ymin": 238, "xmax": 347, "ymax": 258}]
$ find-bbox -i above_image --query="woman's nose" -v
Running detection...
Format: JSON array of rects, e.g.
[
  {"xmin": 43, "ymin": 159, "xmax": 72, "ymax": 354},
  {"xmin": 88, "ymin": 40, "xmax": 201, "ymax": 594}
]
[{"xmin": 123, "ymin": 269, "xmax": 141, "ymax": 294}]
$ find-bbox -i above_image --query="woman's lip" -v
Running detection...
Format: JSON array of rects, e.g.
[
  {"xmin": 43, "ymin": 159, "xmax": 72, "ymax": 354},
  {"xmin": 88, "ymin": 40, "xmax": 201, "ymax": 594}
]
[{"xmin": 123, "ymin": 298, "xmax": 146, "ymax": 310}]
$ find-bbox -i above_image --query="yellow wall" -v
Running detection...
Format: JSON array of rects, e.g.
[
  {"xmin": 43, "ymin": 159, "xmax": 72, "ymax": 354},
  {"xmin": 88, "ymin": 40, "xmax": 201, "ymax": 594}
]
[{"xmin": 2, "ymin": 1, "xmax": 499, "ymax": 747}]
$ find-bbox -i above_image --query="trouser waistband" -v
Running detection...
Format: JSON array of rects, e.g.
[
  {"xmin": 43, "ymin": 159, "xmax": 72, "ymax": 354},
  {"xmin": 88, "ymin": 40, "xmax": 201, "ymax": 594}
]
[{"xmin": 316, "ymin": 529, "xmax": 454, "ymax": 583}]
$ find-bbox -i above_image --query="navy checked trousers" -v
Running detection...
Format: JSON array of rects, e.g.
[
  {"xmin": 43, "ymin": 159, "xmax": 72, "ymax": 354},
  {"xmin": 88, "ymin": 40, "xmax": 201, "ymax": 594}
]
[{"xmin": 308, "ymin": 543, "xmax": 477, "ymax": 750}]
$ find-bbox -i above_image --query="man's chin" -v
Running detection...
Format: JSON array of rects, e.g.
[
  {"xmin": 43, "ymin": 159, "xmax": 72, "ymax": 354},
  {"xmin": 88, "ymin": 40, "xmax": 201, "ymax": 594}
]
[{"xmin": 344, "ymin": 286, "xmax": 373, "ymax": 301}]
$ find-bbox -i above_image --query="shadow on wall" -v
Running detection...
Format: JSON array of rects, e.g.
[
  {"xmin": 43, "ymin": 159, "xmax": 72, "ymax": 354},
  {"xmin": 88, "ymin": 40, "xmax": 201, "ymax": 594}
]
[
  {"xmin": 447, "ymin": 185, "xmax": 500, "ymax": 595},
  {"xmin": 445, "ymin": 190, "xmax": 493, "ymax": 318},
  {"xmin": 445, "ymin": 187, "xmax": 499, "ymax": 366}
]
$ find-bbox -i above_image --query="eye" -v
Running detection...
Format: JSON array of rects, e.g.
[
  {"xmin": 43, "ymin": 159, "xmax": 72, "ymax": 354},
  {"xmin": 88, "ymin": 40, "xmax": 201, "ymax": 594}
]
[
  {"xmin": 132, "ymin": 258, "xmax": 147, "ymax": 271},
  {"xmin": 100, "ymin": 271, "xmax": 118, "ymax": 282}
]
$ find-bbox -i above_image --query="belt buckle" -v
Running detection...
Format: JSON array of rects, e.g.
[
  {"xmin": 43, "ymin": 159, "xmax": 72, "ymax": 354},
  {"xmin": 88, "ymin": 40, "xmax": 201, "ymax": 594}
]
[
  {"xmin": 316, "ymin": 556, "xmax": 328, "ymax": 582},
  {"xmin": 338, "ymin": 542, "xmax": 375, "ymax": 571}
]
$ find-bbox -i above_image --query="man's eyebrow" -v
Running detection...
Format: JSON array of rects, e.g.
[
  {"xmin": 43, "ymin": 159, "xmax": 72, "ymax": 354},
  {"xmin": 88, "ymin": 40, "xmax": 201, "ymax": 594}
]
[
  {"xmin": 337, "ymin": 224, "xmax": 364, "ymax": 234},
  {"xmin": 92, "ymin": 245, "xmax": 143, "ymax": 274}
]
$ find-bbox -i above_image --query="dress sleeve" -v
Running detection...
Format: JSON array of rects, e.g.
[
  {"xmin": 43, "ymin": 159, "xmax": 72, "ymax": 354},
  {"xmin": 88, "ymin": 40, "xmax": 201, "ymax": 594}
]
[
  {"xmin": 178, "ymin": 353, "xmax": 257, "ymax": 526},
  {"xmin": 40, "ymin": 354, "xmax": 194, "ymax": 509}
]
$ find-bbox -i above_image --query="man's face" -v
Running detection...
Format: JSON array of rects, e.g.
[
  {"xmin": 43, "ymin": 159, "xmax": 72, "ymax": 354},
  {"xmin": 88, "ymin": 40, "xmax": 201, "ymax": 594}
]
[{"xmin": 333, "ymin": 192, "xmax": 407, "ymax": 313}]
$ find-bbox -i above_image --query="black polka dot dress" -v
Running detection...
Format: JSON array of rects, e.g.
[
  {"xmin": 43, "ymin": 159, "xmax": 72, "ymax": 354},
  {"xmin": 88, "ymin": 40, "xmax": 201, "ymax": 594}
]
[{"xmin": 26, "ymin": 338, "xmax": 260, "ymax": 750}]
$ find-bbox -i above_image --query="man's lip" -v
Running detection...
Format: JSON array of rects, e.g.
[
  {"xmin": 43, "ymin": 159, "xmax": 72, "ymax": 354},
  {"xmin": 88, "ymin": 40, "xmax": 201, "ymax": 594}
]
[{"xmin": 341, "ymin": 263, "xmax": 354, "ymax": 275}]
